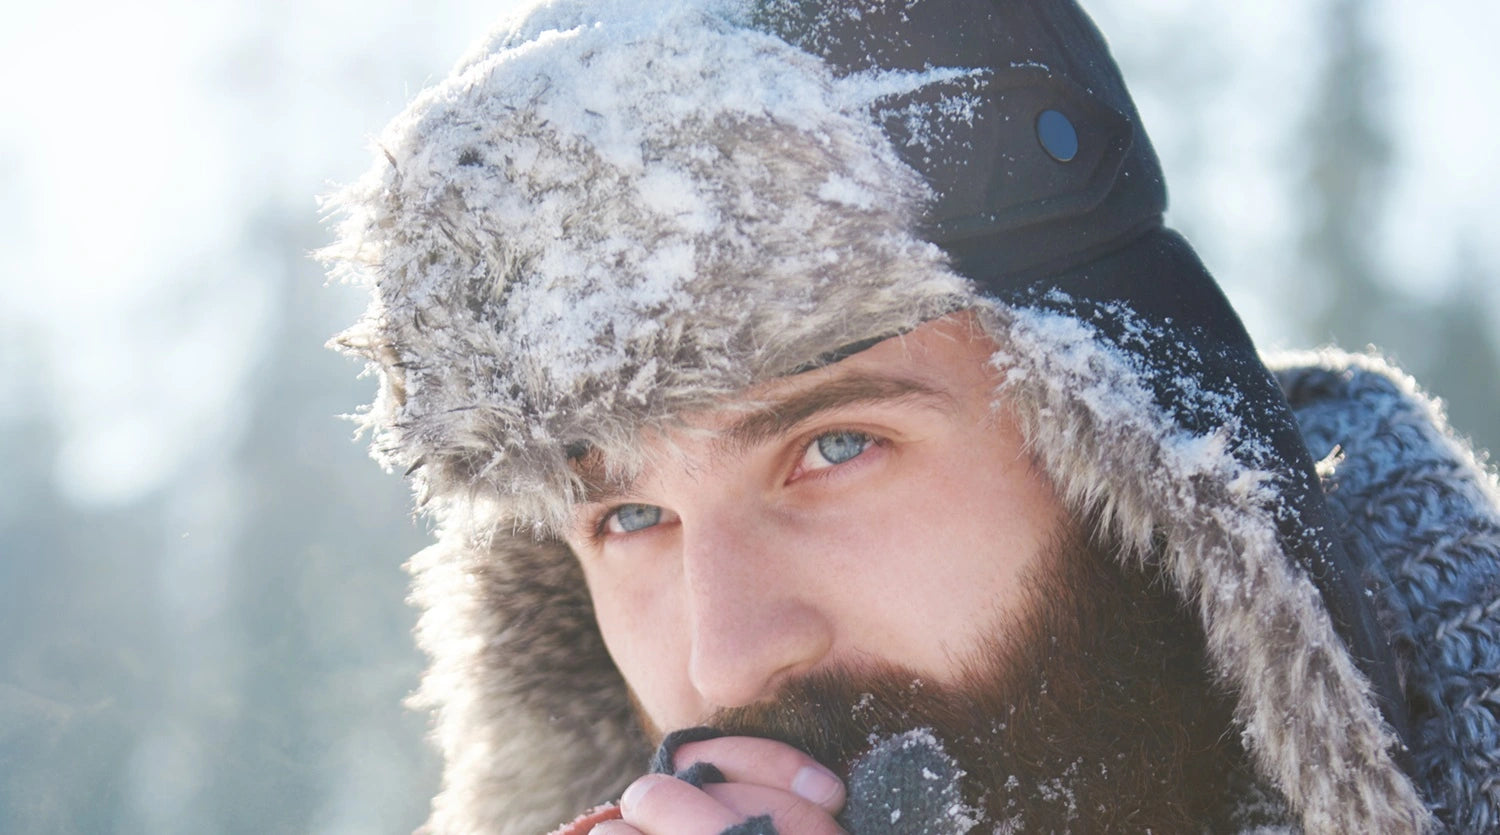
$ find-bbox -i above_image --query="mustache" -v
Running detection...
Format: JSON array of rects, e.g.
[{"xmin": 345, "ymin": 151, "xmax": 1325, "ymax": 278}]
[
  {"xmin": 703, "ymin": 666, "xmax": 985, "ymax": 835},
  {"xmin": 705, "ymin": 664, "xmax": 962, "ymax": 774},
  {"xmin": 699, "ymin": 524, "xmax": 1091, "ymax": 777},
  {"xmin": 684, "ymin": 523, "xmax": 1249, "ymax": 833}
]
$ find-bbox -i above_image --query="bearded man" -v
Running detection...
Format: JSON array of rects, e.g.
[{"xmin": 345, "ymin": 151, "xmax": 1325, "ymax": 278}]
[{"xmin": 322, "ymin": 0, "xmax": 1500, "ymax": 832}]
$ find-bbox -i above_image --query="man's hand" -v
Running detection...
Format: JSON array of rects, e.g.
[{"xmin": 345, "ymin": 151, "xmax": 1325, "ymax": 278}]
[{"xmin": 593, "ymin": 736, "xmax": 847, "ymax": 835}]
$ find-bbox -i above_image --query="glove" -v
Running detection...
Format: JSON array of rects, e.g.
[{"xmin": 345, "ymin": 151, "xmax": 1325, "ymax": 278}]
[{"xmin": 552, "ymin": 726, "xmax": 973, "ymax": 834}]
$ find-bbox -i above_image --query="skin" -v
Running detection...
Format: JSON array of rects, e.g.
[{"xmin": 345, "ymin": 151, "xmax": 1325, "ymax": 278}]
[{"xmin": 564, "ymin": 313, "xmax": 1069, "ymax": 834}]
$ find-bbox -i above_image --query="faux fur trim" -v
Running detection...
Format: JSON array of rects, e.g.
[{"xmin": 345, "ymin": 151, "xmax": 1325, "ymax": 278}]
[
  {"xmin": 319, "ymin": 0, "xmax": 973, "ymax": 533},
  {"xmin": 400, "ymin": 314, "xmax": 1447, "ymax": 834},
  {"xmin": 987, "ymin": 310, "xmax": 1431, "ymax": 834},
  {"xmin": 406, "ymin": 524, "xmax": 647, "ymax": 835}
]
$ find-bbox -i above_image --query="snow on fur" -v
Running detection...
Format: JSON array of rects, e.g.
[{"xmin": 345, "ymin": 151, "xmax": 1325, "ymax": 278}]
[
  {"xmin": 987, "ymin": 303, "xmax": 1431, "ymax": 833},
  {"xmin": 320, "ymin": 0, "xmax": 974, "ymax": 532}
]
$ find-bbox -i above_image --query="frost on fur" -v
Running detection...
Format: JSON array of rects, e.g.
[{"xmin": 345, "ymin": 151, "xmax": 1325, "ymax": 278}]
[{"xmin": 320, "ymin": 1, "xmax": 974, "ymax": 531}]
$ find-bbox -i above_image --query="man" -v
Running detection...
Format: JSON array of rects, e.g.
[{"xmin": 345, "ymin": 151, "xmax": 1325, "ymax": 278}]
[{"xmin": 322, "ymin": 0, "xmax": 1500, "ymax": 832}]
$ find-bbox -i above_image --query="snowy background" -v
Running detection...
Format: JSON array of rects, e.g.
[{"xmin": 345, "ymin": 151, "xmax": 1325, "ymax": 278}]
[{"xmin": 1, "ymin": 0, "xmax": 1496, "ymax": 832}]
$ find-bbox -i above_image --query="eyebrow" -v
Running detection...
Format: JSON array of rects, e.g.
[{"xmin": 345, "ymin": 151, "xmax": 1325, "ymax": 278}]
[
  {"xmin": 717, "ymin": 371, "xmax": 953, "ymax": 457},
  {"xmin": 570, "ymin": 372, "xmax": 953, "ymax": 510}
]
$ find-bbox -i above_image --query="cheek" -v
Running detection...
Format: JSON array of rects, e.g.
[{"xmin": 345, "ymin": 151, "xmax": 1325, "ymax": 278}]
[
  {"xmin": 582, "ymin": 565, "xmax": 700, "ymax": 730},
  {"xmin": 809, "ymin": 438, "xmax": 1066, "ymax": 676}
]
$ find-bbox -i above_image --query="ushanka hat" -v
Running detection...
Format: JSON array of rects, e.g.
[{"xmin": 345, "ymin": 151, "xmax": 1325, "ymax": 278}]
[{"xmin": 322, "ymin": 1, "xmax": 1445, "ymax": 832}]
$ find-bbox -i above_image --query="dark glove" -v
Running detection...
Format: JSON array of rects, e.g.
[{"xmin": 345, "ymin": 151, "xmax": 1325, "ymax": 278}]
[
  {"xmin": 650, "ymin": 728, "xmax": 970, "ymax": 834},
  {"xmin": 837, "ymin": 730, "xmax": 972, "ymax": 835},
  {"xmin": 650, "ymin": 727, "xmax": 777, "ymax": 835}
]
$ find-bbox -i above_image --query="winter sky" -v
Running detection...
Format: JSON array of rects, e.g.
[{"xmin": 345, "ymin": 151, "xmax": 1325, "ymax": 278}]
[{"xmin": 2, "ymin": 0, "xmax": 1496, "ymax": 507}]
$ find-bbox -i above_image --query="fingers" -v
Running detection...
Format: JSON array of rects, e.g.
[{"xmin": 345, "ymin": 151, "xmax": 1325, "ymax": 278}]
[
  {"xmin": 618, "ymin": 773, "xmax": 847, "ymax": 835},
  {"xmin": 589, "ymin": 822, "xmax": 643, "ymax": 835},
  {"xmin": 610, "ymin": 735, "xmax": 848, "ymax": 834},
  {"xmin": 703, "ymin": 782, "xmax": 848, "ymax": 835},
  {"xmin": 621, "ymin": 773, "xmax": 742, "ymax": 833},
  {"xmin": 672, "ymin": 736, "xmax": 846, "ymax": 813}
]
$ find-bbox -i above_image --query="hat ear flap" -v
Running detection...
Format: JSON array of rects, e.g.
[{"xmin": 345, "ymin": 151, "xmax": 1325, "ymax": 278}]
[{"xmin": 409, "ymin": 532, "xmax": 647, "ymax": 835}]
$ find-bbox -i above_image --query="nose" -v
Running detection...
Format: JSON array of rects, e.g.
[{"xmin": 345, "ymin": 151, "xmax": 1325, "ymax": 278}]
[{"xmin": 680, "ymin": 511, "xmax": 835, "ymax": 710}]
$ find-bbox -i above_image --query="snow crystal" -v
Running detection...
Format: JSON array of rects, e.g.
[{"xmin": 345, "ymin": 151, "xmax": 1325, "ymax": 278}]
[
  {"xmin": 817, "ymin": 174, "xmax": 876, "ymax": 210},
  {"xmin": 991, "ymin": 814, "xmax": 1025, "ymax": 834},
  {"xmin": 635, "ymin": 164, "xmax": 717, "ymax": 233},
  {"xmin": 1161, "ymin": 429, "xmax": 1232, "ymax": 477},
  {"xmin": 835, "ymin": 65, "xmax": 988, "ymax": 108},
  {"xmin": 871, "ymin": 71, "xmax": 988, "ymax": 154}
]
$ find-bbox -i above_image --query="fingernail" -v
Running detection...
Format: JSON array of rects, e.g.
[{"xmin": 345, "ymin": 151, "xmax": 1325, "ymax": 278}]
[
  {"xmin": 791, "ymin": 765, "xmax": 842, "ymax": 805},
  {"xmin": 620, "ymin": 776, "xmax": 655, "ymax": 816}
]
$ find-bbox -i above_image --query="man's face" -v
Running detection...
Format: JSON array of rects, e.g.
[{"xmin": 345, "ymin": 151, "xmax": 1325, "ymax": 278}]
[{"xmin": 563, "ymin": 313, "xmax": 1069, "ymax": 734}]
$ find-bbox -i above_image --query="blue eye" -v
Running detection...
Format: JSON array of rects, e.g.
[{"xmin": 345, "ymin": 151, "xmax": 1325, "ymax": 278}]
[
  {"xmin": 606, "ymin": 503, "xmax": 663, "ymax": 534},
  {"xmin": 809, "ymin": 430, "xmax": 872, "ymax": 468}
]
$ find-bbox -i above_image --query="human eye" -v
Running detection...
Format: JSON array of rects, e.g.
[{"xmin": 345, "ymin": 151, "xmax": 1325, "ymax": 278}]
[
  {"xmin": 601, "ymin": 503, "xmax": 669, "ymax": 535},
  {"xmin": 797, "ymin": 429, "xmax": 875, "ymax": 473}
]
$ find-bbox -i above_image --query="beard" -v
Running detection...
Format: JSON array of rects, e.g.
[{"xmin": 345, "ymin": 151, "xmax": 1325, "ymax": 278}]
[{"xmin": 695, "ymin": 523, "xmax": 1253, "ymax": 832}]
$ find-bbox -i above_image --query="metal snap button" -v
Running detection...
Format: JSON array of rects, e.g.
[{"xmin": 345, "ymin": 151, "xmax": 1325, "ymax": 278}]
[{"xmin": 1036, "ymin": 109, "xmax": 1078, "ymax": 162}]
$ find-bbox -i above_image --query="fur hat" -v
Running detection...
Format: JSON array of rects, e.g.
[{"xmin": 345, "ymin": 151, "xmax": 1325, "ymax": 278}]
[{"xmin": 323, "ymin": 1, "xmax": 1441, "ymax": 832}]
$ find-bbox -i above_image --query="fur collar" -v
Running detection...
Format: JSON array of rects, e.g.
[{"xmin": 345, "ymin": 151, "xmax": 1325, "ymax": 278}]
[{"xmin": 397, "ymin": 334, "xmax": 1463, "ymax": 835}]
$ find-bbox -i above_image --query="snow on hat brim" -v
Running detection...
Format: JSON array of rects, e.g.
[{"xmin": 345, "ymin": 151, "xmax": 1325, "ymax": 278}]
[{"xmin": 321, "ymin": 1, "xmax": 975, "ymax": 532}]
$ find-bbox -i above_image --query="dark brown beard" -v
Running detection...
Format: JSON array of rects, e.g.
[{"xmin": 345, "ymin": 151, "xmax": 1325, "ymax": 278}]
[{"xmin": 701, "ymin": 525, "xmax": 1249, "ymax": 832}]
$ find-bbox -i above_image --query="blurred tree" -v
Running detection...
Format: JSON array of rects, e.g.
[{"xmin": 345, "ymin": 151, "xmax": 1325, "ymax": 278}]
[
  {"xmin": 1, "ymin": 202, "xmax": 438, "ymax": 834},
  {"xmin": 0, "ymin": 326, "xmax": 166, "ymax": 833},
  {"xmin": 1295, "ymin": 0, "xmax": 1499, "ymax": 455},
  {"xmin": 186, "ymin": 202, "xmax": 438, "ymax": 834},
  {"xmin": 1299, "ymin": 0, "xmax": 1393, "ymax": 339},
  {"xmin": 1408, "ymin": 252, "xmax": 1500, "ymax": 457}
]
